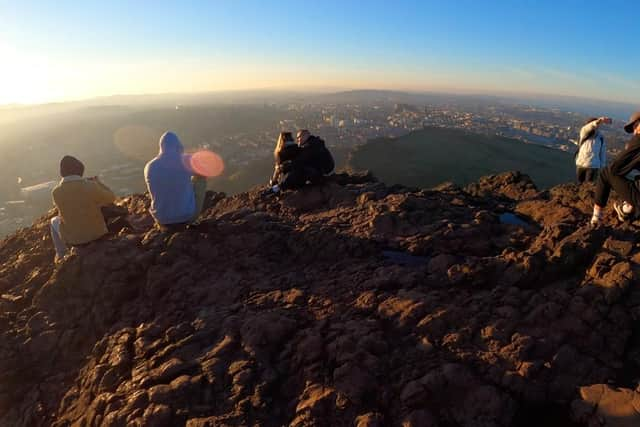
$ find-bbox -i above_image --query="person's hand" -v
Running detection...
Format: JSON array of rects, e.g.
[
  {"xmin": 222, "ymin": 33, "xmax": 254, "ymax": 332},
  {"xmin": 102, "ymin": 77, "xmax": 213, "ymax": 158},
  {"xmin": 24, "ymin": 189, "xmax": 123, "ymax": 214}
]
[
  {"xmin": 87, "ymin": 176, "xmax": 98, "ymax": 181},
  {"xmin": 599, "ymin": 117, "xmax": 612, "ymax": 125}
]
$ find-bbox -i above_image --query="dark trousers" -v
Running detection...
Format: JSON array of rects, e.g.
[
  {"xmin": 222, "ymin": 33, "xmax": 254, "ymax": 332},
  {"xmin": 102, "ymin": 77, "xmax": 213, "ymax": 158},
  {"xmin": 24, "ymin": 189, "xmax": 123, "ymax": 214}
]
[
  {"xmin": 576, "ymin": 167, "xmax": 598, "ymax": 184},
  {"xmin": 280, "ymin": 166, "xmax": 323, "ymax": 190},
  {"xmin": 101, "ymin": 205, "xmax": 131, "ymax": 233},
  {"xmin": 594, "ymin": 166, "xmax": 640, "ymax": 208}
]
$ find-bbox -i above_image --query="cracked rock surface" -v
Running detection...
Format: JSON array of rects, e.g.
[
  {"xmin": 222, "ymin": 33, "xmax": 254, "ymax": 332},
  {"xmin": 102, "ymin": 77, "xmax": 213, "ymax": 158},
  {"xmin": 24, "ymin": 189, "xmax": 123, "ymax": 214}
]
[{"xmin": 1, "ymin": 171, "xmax": 639, "ymax": 426}]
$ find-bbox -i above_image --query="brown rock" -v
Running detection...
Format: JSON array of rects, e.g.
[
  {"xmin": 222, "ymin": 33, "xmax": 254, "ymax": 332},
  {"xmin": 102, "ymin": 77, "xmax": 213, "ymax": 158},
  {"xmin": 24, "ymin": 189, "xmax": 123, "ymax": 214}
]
[
  {"xmin": 142, "ymin": 403, "xmax": 172, "ymax": 427},
  {"xmin": 574, "ymin": 384, "xmax": 640, "ymax": 427},
  {"xmin": 148, "ymin": 384, "xmax": 171, "ymax": 404},
  {"xmin": 401, "ymin": 410, "xmax": 438, "ymax": 427},
  {"xmin": 355, "ymin": 412, "xmax": 384, "ymax": 427},
  {"xmin": 295, "ymin": 382, "xmax": 336, "ymax": 415},
  {"xmin": 4, "ymin": 173, "xmax": 640, "ymax": 427}
]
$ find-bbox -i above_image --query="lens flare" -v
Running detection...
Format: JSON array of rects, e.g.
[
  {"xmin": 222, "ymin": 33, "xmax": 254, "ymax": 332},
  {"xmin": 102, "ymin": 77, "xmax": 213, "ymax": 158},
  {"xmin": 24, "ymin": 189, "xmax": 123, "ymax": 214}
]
[{"xmin": 184, "ymin": 150, "xmax": 225, "ymax": 177}]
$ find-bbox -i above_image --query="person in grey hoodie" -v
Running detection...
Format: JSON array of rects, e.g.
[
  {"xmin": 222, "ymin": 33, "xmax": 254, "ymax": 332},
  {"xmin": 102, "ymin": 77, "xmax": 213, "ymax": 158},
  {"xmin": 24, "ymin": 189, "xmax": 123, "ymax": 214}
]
[
  {"xmin": 575, "ymin": 116, "xmax": 611, "ymax": 183},
  {"xmin": 144, "ymin": 132, "xmax": 207, "ymax": 227}
]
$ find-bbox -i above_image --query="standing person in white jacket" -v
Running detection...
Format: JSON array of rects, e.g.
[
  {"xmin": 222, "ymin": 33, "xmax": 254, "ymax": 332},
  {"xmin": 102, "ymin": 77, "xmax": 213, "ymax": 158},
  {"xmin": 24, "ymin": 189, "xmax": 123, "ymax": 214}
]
[{"xmin": 575, "ymin": 117, "xmax": 611, "ymax": 183}]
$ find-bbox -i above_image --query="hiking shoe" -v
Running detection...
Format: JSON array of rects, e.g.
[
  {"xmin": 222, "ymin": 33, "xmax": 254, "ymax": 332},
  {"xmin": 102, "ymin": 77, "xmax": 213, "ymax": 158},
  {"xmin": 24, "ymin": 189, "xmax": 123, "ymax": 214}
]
[
  {"xmin": 261, "ymin": 185, "xmax": 280, "ymax": 197},
  {"xmin": 613, "ymin": 202, "xmax": 631, "ymax": 222}
]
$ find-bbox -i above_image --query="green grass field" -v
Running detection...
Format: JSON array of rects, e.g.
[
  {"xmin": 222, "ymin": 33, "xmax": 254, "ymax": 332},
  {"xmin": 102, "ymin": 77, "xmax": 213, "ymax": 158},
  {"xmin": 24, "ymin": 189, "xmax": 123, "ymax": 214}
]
[{"xmin": 349, "ymin": 127, "xmax": 575, "ymax": 189}]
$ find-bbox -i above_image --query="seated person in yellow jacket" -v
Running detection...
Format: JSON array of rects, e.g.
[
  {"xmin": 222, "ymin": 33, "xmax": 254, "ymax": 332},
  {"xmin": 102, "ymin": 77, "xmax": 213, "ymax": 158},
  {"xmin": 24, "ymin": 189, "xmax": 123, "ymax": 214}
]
[{"xmin": 50, "ymin": 155, "xmax": 116, "ymax": 260}]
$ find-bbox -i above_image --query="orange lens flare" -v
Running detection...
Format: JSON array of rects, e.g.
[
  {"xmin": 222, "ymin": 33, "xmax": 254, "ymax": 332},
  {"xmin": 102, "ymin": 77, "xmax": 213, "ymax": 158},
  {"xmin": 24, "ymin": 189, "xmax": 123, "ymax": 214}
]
[{"xmin": 184, "ymin": 150, "xmax": 225, "ymax": 177}]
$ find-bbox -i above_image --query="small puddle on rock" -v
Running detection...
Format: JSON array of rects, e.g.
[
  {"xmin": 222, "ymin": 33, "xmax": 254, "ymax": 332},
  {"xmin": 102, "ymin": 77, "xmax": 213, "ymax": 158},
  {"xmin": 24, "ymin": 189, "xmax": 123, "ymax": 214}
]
[
  {"xmin": 499, "ymin": 212, "xmax": 529, "ymax": 227},
  {"xmin": 382, "ymin": 250, "xmax": 429, "ymax": 267}
]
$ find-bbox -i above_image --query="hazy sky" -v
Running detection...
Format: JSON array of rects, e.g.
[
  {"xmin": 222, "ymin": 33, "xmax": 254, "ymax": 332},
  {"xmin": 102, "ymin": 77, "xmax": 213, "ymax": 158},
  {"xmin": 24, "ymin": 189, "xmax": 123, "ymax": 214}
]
[{"xmin": 1, "ymin": 0, "xmax": 639, "ymax": 105}]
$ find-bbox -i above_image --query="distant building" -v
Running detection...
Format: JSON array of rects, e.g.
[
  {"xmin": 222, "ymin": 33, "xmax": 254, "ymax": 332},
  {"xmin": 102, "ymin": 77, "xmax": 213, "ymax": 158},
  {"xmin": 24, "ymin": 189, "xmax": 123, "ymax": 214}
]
[
  {"xmin": 279, "ymin": 119, "xmax": 296, "ymax": 131},
  {"xmin": 4, "ymin": 200, "xmax": 27, "ymax": 214},
  {"xmin": 20, "ymin": 181, "xmax": 57, "ymax": 203}
]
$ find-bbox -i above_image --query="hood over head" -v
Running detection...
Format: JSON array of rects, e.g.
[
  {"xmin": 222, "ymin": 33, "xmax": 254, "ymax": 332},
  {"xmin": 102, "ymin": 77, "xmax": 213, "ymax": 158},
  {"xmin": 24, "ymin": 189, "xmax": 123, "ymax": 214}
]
[{"xmin": 158, "ymin": 132, "xmax": 184, "ymax": 156}]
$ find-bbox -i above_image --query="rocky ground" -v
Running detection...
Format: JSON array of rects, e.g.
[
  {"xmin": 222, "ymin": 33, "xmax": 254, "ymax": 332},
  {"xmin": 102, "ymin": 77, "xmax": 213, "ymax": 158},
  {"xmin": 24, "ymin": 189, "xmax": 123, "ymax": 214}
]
[{"xmin": 1, "ymin": 171, "xmax": 639, "ymax": 426}]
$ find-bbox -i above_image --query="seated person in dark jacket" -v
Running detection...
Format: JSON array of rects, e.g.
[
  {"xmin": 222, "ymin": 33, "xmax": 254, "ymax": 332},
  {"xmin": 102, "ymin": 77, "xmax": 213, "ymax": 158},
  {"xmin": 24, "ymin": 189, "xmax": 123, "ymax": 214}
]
[
  {"xmin": 269, "ymin": 132, "xmax": 300, "ymax": 191},
  {"xmin": 591, "ymin": 111, "xmax": 640, "ymax": 225},
  {"xmin": 296, "ymin": 129, "xmax": 335, "ymax": 178}
]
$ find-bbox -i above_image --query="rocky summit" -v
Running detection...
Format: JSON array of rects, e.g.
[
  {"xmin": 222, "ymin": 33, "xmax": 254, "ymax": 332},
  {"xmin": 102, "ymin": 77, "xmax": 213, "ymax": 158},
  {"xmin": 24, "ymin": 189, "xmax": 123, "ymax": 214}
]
[{"xmin": 1, "ymin": 171, "xmax": 640, "ymax": 427}]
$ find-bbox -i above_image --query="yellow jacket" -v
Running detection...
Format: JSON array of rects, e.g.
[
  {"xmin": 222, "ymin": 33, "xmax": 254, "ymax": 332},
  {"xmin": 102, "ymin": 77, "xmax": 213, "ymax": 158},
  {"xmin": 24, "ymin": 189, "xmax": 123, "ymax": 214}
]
[{"xmin": 52, "ymin": 176, "xmax": 116, "ymax": 245}]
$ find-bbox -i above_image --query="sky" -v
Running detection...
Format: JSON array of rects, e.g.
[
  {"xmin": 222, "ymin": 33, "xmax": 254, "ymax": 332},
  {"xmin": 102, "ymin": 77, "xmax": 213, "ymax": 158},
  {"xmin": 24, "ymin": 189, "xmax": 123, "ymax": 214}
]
[{"xmin": 0, "ymin": 0, "xmax": 639, "ymax": 105}]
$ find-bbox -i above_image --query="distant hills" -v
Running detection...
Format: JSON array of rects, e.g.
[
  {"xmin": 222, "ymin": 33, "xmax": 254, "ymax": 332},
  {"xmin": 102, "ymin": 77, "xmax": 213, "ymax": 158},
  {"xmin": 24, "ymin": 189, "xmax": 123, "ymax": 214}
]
[
  {"xmin": 3, "ymin": 88, "xmax": 636, "ymax": 121},
  {"xmin": 348, "ymin": 127, "xmax": 575, "ymax": 189}
]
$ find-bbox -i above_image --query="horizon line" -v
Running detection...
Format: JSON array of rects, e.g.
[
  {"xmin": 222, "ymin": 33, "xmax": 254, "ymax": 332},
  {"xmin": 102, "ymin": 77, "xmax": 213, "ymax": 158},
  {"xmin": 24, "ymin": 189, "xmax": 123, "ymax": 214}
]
[{"xmin": 0, "ymin": 86, "xmax": 637, "ymax": 110}]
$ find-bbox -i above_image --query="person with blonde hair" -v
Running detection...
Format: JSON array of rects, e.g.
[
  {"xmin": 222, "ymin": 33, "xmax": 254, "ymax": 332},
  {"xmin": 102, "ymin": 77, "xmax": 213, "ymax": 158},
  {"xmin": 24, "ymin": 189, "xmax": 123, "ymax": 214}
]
[
  {"xmin": 268, "ymin": 131, "xmax": 300, "ymax": 193},
  {"xmin": 273, "ymin": 131, "xmax": 299, "ymax": 165}
]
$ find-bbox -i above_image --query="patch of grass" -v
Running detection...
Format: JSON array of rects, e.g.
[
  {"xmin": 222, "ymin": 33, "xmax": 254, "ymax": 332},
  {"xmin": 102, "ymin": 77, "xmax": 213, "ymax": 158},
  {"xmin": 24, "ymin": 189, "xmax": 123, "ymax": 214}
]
[{"xmin": 349, "ymin": 127, "xmax": 575, "ymax": 189}]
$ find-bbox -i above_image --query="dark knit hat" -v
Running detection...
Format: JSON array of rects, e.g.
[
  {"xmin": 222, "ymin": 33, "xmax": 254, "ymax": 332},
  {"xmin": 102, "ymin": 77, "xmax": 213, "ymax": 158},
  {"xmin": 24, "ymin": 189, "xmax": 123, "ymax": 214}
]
[{"xmin": 59, "ymin": 155, "xmax": 85, "ymax": 177}]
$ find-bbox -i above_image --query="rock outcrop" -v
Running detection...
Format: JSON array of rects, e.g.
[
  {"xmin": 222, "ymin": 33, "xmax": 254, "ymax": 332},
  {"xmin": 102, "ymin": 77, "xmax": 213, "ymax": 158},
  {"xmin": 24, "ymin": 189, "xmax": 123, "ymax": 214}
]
[{"xmin": 1, "ymin": 171, "xmax": 639, "ymax": 426}]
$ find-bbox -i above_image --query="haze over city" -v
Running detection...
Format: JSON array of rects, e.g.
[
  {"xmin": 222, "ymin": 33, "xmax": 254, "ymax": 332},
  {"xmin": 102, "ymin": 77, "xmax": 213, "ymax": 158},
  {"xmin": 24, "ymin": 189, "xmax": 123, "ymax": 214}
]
[{"xmin": 1, "ymin": 0, "xmax": 639, "ymax": 105}]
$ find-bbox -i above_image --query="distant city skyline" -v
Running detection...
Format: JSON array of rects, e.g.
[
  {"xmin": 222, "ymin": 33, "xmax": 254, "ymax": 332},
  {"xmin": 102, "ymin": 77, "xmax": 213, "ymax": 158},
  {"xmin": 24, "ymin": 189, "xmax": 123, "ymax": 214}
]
[{"xmin": 1, "ymin": 0, "xmax": 639, "ymax": 105}]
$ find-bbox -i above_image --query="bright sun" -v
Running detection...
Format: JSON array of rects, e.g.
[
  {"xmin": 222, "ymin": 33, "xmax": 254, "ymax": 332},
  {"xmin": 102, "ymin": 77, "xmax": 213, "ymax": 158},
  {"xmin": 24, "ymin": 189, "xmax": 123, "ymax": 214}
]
[{"xmin": 0, "ymin": 42, "xmax": 59, "ymax": 105}]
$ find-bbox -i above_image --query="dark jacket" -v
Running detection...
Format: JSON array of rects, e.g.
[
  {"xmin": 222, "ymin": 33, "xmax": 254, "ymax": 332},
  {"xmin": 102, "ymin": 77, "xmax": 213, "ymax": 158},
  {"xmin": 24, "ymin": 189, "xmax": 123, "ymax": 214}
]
[
  {"xmin": 271, "ymin": 145, "xmax": 301, "ymax": 185},
  {"xmin": 276, "ymin": 145, "xmax": 301, "ymax": 166},
  {"xmin": 296, "ymin": 136, "xmax": 335, "ymax": 175},
  {"xmin": 611, "ymin": 136, "xmax": 640, "ymax": 176}
]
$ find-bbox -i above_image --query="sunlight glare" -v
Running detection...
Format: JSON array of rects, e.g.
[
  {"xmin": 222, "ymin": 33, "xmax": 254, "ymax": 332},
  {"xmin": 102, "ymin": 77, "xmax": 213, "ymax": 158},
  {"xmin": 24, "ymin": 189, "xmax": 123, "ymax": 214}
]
[{"xmin": 0, "ymin": 43, "xmax": 57, "ymax": 105}]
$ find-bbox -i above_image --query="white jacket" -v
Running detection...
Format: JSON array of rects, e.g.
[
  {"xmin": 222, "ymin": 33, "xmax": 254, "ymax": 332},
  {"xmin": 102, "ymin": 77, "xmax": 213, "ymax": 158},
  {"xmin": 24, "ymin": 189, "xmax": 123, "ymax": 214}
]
[{"xmin": 576, "ymin": 121, "xmax": 607, "ymax": 169}]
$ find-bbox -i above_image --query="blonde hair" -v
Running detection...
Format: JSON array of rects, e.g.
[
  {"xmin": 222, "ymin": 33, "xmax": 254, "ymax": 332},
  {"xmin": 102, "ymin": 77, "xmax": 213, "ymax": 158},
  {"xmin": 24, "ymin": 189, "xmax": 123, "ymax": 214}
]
[{"xmin": 274, "ymin": 132, "xmax": 293, "ymax": 160}]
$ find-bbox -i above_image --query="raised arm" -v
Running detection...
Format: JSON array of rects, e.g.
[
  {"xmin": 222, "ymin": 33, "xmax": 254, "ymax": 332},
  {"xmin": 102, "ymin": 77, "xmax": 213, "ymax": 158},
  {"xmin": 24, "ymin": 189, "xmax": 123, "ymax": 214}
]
[{"xmin": 579, "ymin": 117, "xmax": 610, "ymax": 143}]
